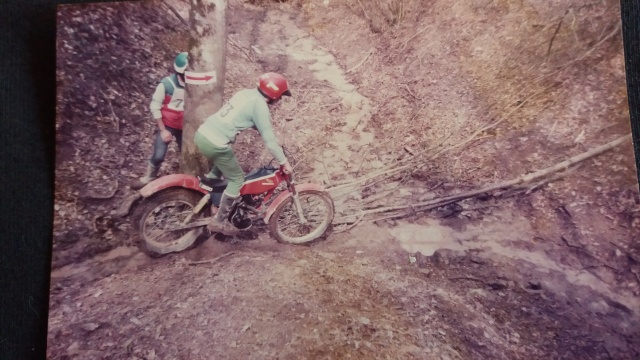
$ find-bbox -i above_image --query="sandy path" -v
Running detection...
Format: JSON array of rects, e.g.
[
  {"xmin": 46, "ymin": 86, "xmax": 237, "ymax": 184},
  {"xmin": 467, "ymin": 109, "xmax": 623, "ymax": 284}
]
[{"xmin": 254, "ymin": 10, "xmax": 379, "ymax": 218}]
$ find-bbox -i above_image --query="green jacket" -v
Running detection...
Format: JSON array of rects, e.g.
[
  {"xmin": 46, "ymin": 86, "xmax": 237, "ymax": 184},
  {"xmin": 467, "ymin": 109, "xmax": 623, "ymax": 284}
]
[{"xmin": 197, "ymin": 88, "xmax": 287, "ymax": 164}]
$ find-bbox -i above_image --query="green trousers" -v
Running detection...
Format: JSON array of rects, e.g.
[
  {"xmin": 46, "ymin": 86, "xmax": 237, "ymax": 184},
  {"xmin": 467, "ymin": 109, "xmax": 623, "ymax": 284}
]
[{"xmin": 194, "ymin": 131, "xmax": 245, "ymax": 197}]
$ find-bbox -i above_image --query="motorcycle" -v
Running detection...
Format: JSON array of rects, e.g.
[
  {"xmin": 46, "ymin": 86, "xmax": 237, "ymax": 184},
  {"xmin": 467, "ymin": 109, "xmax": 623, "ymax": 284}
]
[{"xmin": 132, "ymin": 161, "xmax": 335, "ymax": 255}]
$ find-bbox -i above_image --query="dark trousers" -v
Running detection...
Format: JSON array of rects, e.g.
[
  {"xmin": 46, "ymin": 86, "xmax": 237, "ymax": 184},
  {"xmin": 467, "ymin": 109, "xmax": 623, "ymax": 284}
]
[{"xmin": 149, "ymin": 125, "xmax": 182, "ymax": 167}]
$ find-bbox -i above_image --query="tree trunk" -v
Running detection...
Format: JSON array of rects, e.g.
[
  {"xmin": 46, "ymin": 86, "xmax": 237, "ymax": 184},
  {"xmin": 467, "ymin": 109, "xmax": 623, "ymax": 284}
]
[{"xmin": 181, "ymin": 0, "xmax": 228, "ymax": 175}]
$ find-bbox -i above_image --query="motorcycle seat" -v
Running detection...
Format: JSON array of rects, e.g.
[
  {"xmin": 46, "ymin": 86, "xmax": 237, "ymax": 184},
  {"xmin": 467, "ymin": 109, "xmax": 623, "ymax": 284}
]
[{"xmin": 198, "ymin": 176, "xmax": 229, "ymax": 192}]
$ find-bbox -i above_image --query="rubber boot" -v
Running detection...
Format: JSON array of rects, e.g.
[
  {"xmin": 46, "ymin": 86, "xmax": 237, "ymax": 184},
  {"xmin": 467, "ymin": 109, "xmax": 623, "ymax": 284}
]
[
  {"xmin": 207, "ymin": 193, "xmax": 240, "ymax": 236},
  {"xmin": 131, "ymin": 163, "xmax": 160, "ymax": 190}
]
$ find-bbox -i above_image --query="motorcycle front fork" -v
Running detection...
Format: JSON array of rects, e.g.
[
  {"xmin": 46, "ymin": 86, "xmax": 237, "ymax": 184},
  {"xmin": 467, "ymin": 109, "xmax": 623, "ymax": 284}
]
[{"xmin": 292, "ymin": 193, "xmax": 308, "ymax": 224}]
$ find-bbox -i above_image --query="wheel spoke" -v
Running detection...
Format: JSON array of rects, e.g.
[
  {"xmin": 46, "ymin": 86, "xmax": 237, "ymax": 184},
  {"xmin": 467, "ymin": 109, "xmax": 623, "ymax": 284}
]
[
  {"xmin": 275, "ymin": 193, "xmax": 332, "ymax": 241},
  {"xmin": 143, "ymin": 200, "xmax": 200, "ymax": 245}
]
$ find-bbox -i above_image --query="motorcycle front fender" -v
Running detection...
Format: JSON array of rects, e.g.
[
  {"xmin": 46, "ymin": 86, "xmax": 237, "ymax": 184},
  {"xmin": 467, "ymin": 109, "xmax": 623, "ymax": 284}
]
[
  {"xmin": 263, "ymin": 183, "xmax": 325, "ymax": 224},
  {"xmin": 140, "ymin": 174, "xmax": 209, "ymax": 198}
]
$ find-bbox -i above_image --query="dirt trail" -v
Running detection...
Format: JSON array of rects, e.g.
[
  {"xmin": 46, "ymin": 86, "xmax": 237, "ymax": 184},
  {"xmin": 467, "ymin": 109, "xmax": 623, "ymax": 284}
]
[
  {"xmin": 263, "ymin": 12, "xmax": 374, "ymax": 174},
  {"xmin": 255, "ymin": 10, "xmax": 378, "ymax": 217},
  {"xmin": 48, "ymin": 219, "xmax": 640, "ymax": 359},
  {"xmin": 388, "ymin": 210, "xmax": 640, "ymax": 316}
]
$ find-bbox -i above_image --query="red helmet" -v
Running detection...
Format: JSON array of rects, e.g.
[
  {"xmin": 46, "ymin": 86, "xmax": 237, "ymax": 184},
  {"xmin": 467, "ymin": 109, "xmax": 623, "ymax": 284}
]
[{"xmin": 257, "ymin": 73, "xmax": 292, "ymax": 100}]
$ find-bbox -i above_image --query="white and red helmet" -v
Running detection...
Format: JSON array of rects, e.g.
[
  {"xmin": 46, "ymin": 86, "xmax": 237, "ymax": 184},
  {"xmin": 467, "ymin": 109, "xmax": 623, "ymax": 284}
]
[{"xmin": 257, "ymin": 72, "xmax": 292, "ymax": 100}]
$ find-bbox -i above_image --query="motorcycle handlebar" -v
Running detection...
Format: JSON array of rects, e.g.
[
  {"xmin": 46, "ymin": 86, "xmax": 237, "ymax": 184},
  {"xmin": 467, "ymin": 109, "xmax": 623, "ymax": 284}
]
[{"xmin": 280, "ymin": 164, "xmax": 294, "ymax": 183}]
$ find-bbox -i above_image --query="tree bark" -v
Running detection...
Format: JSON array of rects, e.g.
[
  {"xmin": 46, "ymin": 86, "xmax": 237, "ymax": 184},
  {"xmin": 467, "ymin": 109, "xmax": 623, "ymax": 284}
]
[{"xmin": 181, "ymin": 0, "xmax": 228, "ymax": 175}]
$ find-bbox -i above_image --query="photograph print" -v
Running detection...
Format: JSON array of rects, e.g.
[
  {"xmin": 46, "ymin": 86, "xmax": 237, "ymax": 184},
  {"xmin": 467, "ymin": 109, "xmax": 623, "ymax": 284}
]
[{"xmin": 49, "ymin": 0, "xmax": 640, "ymax": 359}]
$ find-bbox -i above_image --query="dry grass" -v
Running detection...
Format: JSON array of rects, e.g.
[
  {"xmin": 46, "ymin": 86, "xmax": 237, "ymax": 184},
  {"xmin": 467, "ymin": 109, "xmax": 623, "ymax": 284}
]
[{"xmin": 320, "ymin": 0, "xmax": 628, "ymax": 185}]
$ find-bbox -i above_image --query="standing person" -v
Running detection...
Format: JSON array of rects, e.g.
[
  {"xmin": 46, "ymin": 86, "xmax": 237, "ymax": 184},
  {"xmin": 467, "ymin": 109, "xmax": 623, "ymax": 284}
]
[
  {"xmin": 194, "ymin": 72, "xmax": 294, "ymax": 235},
  {"xmin": 132, "ymin": 52, "xmax": 188, "ymax": 190}
]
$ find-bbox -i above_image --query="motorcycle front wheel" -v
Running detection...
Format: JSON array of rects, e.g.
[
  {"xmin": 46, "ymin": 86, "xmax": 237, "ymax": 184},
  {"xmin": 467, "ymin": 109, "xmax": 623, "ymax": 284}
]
[
  {"xmin": 133, "ymin": 189, "xmax": 209, "ymax": 255},
  {"xmin": 268, "ymin": 190, "xmax": 335, "ymax": 245}
]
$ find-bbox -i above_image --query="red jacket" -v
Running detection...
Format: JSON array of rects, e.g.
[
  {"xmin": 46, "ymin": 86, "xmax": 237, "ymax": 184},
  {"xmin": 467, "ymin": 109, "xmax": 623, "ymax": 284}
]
[{"xmin": 150, "ymin": 73, "xmax": 185, "ymax": 130}]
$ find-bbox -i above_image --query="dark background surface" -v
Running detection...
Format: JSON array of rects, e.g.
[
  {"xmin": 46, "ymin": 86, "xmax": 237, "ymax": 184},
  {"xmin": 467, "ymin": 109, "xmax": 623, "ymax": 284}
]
[{"xmin": 1, "ymin": 0, "xmax": 639, "ymax": 359}]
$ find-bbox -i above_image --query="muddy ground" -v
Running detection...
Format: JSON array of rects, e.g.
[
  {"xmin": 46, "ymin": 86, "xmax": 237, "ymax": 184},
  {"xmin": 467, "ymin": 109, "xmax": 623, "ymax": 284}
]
[{"xmin": 50, "ymin": 0, "xmax": 640, "ymax": 358}]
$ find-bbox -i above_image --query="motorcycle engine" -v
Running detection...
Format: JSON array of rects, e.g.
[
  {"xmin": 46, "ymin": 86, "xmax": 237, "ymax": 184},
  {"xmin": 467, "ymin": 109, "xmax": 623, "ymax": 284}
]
[
  {"xmin": 229, "ymin": 194, "xmax": 267, "ymax": 230},
  {"xmin": 230, "ymin": 206, "xmax": 252, "ymax": 230},
  {"xmin": 243, "ymin": 194, "xmax": 264, "ymax": 208}
]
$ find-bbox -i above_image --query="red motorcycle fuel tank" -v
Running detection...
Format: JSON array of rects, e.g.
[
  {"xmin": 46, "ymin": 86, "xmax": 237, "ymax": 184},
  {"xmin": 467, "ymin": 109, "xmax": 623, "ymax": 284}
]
[{"xmin": 239, "ymin": 172, "xmax": 284, "ymax": 195}]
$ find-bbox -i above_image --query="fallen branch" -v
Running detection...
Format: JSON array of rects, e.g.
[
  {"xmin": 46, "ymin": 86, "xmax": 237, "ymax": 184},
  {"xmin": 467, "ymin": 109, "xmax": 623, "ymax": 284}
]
[
  {"xmin": 328, "ymin": 130, "xmax": 457, "ymax": 192},
  {"xmin": 546, "ymin": 9, "xmax": 569, "ymax": 59},
  {"xmin": 187, "ymin": 251, "xmax": 236, "ymax": 266},
  {"xmin": 356, "ymin": 0, "xmax": 370, "ymax": 20},
  {"xmin": 354, "ymin": 151, "xmax": 369, "ymax": 177},
  {"xmin": 320, "ymin": 155, "xmax": 333, "ymax": 186},
  {"xmin": 334, "ymin": 215, "xmax": 364, "ymax": 233},
  {"xmin": 346, "ymin": 49, "xmax": 374, "ymax": 74},
  {"xmin": 402, "ymin": 83, "xmax": 418, "ymax": 100},
  {"xmin": 409, "ymin": 103, "xmax": 427, "ymax": 124},
  {"xmin": 161, "ymin": 0, "xmax": 188, "ymax": 27},
  {"xmin": 449, "ymin": 276, "xmax": 483, "ymax": 282},
  {"xmin": 228, "ymin": 37, "xmax": 253, "ymax": 61},
  {"xmin": 96, "ymin": 93, "xmax": 106, "ymax": 124},
  {"xmin": 449, "ymin": 82, "xmax": 556, "ymax": 155},
  {"xmin": 360, "ymin": 183, "xmax": 406, "ymax": 206},
  {"xmin": 318, "ymin": 102, "xmax": 343, "ymax": 109},
  {"xmin": 331, "ymin": 128, "xmax": 498, "ymax": 200},
  {"xmin": 582, "ymin": 263, "xmax": 620, "ymax": 273},
  {"xmin": 332, "ymin": 170, "xmax": 406, "ymax": 200},
  {"xmin": 366, "ymin": 197, "xmax": 463, "ymax": 224},
  {"xmin": 361, "ymin": 197, "xmax": 458, "ymax": 217},
  {"xmin": 353, "ymin": 134, "xmax": 631, "ymax": 218},
  {"xmin": 402, "ymin": 26, "xmax": 431, "ymax": 50},
  {"xmin": 101, "ymin": 90, "xmax": 120, "ymax": 133},
  {"xmin": 370, "ymin": 212, "xmax": 403, "ymax": 224},
  {"xmin": 402, "ymin": 146, "xmax": 416, "ymax": 156},
  {"xmin": 524, "ymin": 164, "xmax": 580, "ymax": 195},
  {"xmin": 377, "ymin": 116, "xmax": 470, "ymax": 179},
  {"xmin": 507, "ymin": 24, "xmax": 619, "ymax": 114},
  {"xmin": 318, "ymin": 82, "xmax": 341, "ymax": 91},
  {"xmin": 534, "ymin": 23, "xmax": 621, "ymax": 86}
]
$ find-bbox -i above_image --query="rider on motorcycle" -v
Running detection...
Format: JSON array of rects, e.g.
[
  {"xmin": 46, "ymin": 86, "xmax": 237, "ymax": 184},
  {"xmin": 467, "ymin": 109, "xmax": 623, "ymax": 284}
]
[{"xmin": 194, "ymin": 72, "xmax": 294, "ymax": 236}]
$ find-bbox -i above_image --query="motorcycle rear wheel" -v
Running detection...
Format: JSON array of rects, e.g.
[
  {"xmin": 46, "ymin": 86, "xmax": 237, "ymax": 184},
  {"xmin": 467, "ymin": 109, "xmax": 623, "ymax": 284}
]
[
  {"xmin": 268, "ymin": 190, "xmax": 334, "ymax": 245},
  {"xmin": 133, "ymin": 189, "xmax": 209, "ymax": 255}
]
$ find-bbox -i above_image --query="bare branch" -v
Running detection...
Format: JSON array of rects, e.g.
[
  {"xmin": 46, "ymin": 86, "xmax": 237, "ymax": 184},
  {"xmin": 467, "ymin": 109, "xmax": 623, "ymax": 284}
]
[
  {"xmin": 228, "ymin": 37, "xmax": 254, "ymax": 61},
  {"xmin": 356, "ymin": 0, "xmax": 370, "ymax": 20},
  {"xmin": 346, "ymin": 49, "xmax": 374, "ymax": 74},
  {"xmin": 162, "ymin": 0, "xmax": 188, "ymax": 27},
  {"xmin": 402, "ymin": 26, "xmax": 431, "ymax": 50},
  {"xmin": 546, "ymin": 8, "xmax": 570, "ymax": 59},
  {"xmin": 334, "ymin": 214, "xmax": 364, "ymax": 233},
  {"xmin": 344, "ymin": 134, "xmax": 631, "ymax": 221}
]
